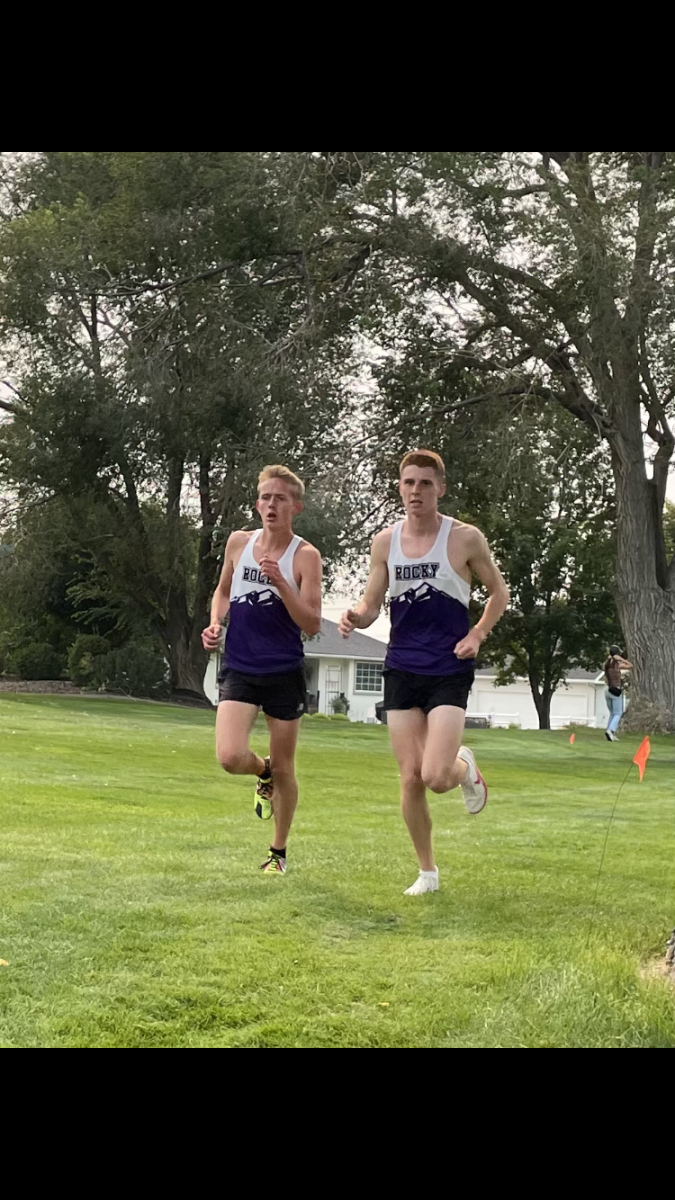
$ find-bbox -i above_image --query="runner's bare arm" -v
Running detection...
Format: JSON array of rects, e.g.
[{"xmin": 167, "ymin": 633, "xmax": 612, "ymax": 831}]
[
  {"xmin": 259, "ymin": 543, "xmax": 322, "ymax": 636},
  {"xmin": 202, "ymin": 532, "xmax": 246, "ymax": 651},
  {"xmin": 455, "ymin": 529, "xmax": 509, "ymax": 659},
  {"xmin": 338, "ymin": 531, "xmax": 390, "ymax": 637}
]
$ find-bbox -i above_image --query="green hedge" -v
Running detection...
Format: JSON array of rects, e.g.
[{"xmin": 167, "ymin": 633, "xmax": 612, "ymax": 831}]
[
  {"xmin": 67, "ymin": 635, "xmax": 112, "ymax": 688},
  {"xmin": 102, "ymin": 644, "xmax": 169, "ymax": 698},
  {"xmin": 7, "ymin": 642, "xmax": 65, "ymax": 680}
]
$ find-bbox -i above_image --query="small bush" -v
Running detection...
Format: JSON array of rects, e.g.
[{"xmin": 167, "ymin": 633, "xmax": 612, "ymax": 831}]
[
  {"xmin": 102, "ymin": 643, "xmax": 169, "ymax": 698},
  {"xmin": 7, "ymin": 642, "xmax": 65, "ymax": 681},
  {"xmin": 68, "ymin": 635, "xmax": 112, "ymax": 688},
  {"xmin": 311, "ymin": 712, "xmax": 331, "ymax": 721},
  {"xmin": 330, "ymin": 713, "xmax": 349, "ymax": 721}
]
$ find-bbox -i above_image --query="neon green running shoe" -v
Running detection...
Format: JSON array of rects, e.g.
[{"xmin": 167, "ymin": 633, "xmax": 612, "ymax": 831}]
[
  {"xmin": 254, "ymin": 757, "xmax": 274, "ymax": 820},
  {"xmin": 260, "ymin": 850, "xmax": 286, "ymax": 874}
]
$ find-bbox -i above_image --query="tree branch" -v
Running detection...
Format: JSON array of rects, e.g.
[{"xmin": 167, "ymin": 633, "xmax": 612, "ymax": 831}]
[
  {"xmin": 100, "ymin": 260, "xmax": 240, "ymax": 301},
  {"xmin": 639, "ymin": 332, "xmax": 675, "ymax": 515},
  {"xmin": 639, "ymin": 330, "xmax": 662, "ymax": 415},
  {"xmin": 450, "ymin": 177, "xmax": 548, "ymax": 201},
  {"xmin": 1, "ymin": 380, "xmax": 23, "ymax": 412},
  {"xmin": 353, "ymin": 381, "xmax": 569, "ymax": 452},
  {"xmin": 439, "ymin": 249, "xmax": 614, "ymax": 438},
  {"xmin": 625, "ymin": 153, "xmax": 665, "ymax": 336}
]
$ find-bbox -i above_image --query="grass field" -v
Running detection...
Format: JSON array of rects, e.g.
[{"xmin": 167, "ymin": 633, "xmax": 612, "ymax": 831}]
[{"xmin": 1, "ymin": 694, "xmax": 674, "ymax": 1048}]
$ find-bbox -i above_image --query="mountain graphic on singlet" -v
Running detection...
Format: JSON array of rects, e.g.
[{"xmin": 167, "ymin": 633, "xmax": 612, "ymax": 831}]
[
  {"xmin": 230, "ymin": 588, "xmax": 277, "ymax": 608},
  {"xmin": 392, "ymin": 582, "xmax": 440, "ymax": 605}
]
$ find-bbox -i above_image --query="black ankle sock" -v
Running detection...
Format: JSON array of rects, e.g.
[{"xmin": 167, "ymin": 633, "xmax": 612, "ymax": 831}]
[
  {"xmin": 270, "ymin": 846, "xmax": 286, "ymax": 859},
  {"xmin": 259, "ymin": 758, "xmax": 271, "ymax": 779}
]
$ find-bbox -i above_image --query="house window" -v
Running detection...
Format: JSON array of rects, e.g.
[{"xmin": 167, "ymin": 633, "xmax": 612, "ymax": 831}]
[{"xmin": 355, "ymin": 662, "xmax": 383, "ymax": 693}]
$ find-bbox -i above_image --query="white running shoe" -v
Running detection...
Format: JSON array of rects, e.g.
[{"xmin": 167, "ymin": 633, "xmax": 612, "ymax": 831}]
[
  {"xmin": 457, "ymin": 746, "xmax": 488, "ymax": 814},
  {"xmin": 404, "ymin": 868, "xmax": 439, "ymax": 896}
]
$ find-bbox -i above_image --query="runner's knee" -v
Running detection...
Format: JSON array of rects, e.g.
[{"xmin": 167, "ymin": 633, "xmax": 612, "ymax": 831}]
[
  {"xmin": 400, "ymin": 766, "xmax": 423, "ymax": 791},
  {"xmin": 217, "ymin": 748, "xmax": 250, "ymax": 774},
  {"xmin": 422, "ymin": 767, "xmax": 453, "ymax": 794},
  {"xmin": 270, "ymin": 763, "xmax": 296, "ymax": 788}
]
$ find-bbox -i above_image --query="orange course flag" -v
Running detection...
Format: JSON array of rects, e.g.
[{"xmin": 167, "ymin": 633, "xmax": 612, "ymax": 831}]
[
  {"xmin": 633, "ymin": 736, "xmax": 651, "ymax": 782},
  {"xmin": 569, "ymin": 733, "xmax": 575, "ymax": 744}
]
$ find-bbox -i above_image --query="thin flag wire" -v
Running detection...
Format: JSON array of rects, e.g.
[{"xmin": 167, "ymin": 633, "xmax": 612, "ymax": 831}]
[{"xmin": 585, "ymin": 759, "xmax": 636, "ymax": 951}]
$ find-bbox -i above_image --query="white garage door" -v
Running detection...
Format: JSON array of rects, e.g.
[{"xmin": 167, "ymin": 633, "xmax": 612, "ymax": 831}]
[
  {"xmin": 475, "ymin": 690, "xmax": 531, "ymax": 714},
  {"xmin": 550, "ymin": 693, "xmax": 588, "ymax": 722}
]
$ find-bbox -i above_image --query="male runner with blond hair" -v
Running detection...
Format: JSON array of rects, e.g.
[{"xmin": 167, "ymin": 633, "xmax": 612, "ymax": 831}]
[
  {"xmin": 202, "ymin": 465, "xmax": 322, "ymax": 874},
  {"xmin": 340, "ymin": 450, "xmax": 509, "ymax": 894}
]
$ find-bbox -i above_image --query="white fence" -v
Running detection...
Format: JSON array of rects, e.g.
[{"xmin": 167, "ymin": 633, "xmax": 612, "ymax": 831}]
[
  {"xmin": 467, "ymin": 712, "xmax": 519, "ymax": 729},
  {"xmin": 467, "ymin": 713, "xmax": 597, "ymax": 730},
  {"xmin": 549, "ymin": 715, "xmax": 596, "ymax": 729}
]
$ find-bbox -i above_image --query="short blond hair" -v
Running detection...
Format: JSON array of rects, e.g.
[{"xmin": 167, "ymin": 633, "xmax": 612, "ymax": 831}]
[
  {"xmin": 399, "ymin": 449, "xmax": 446, "ymax": 481},
  {"xmin": 257, "ymin": 464, "xmax": 305, "ymax": 500}
]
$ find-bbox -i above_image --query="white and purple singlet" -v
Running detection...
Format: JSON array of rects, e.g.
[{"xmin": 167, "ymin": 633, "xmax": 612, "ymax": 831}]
[
  {"xmin": 385, "ymin": 516, "xmax": 473, "ymax": 675},
  {"xmin": 224, "ymin": 530, "xmax": 304, "ymax": 675}
]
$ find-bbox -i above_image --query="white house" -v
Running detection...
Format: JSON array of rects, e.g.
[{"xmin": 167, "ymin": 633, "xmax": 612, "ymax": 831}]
[
  {"xmin": 203, "ymin": 616, "xmax": 611, "ymax": 729},
  {"xmin": 303, "ymin": 620, "xmax": 387, "ymax": 721}
]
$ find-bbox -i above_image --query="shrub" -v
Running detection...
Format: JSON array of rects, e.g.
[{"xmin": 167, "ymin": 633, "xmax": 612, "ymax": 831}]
[
  {"xmin": 102, "ymin": 643, "xmax": 169, "ymax": 698},
  {"xmin": 7, "ymin": 642, "xmax": 65, "ymax": 680},
  {"xmin": 330, "ymin": 713, "xmax": 349, "ymax": 721},
  {"xmin": 67, "ymin": 635, "xmax": 112, "ymax": 688},
  {"xmin": 331, "ymin": 694, "xmax": 350, "ymax": 715}
]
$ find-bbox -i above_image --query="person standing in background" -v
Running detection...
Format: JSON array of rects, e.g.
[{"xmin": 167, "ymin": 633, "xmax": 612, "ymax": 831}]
[{"xmin": 603, "ymin": 644, "xmax": 633, "ymax": 742}]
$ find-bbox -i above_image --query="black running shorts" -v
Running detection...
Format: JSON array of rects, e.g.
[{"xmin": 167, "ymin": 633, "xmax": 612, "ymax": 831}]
[
  {"xmin": 218, "ymin": 667, "xmax": 307, "ymax": 721},
  {"xmin": 383, "ymin": 668, "xmax": 474, "ymax": 714}
]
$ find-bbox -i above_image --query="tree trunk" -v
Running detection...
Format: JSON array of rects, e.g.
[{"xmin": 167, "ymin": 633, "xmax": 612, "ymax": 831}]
[
  {"xmin": 171, "ymin": 635, "xmax": 209, "ymax": 698},
  {"xmin": 529, "ymin": 677, "xmax": 552, "ymax": 729},
  {"xmin": 160, "ymin": 614, "xmax": 210, "ymax": 698},
  {"xmin": 612, "ymin": 449, "xmax": 675, "ymax": 727}
]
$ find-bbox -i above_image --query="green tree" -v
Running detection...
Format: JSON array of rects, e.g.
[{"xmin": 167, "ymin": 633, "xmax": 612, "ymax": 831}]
[
  {"xmin": 0, "ymin": 153, "xmax": 363, "ymax": 694},
  {"xmin": 0, "ymin": 496, "xmax": 156, "ymax": 669},
  {"xmin": 483, "ymin": 509, "xmax": 620, "ymax": 730}
]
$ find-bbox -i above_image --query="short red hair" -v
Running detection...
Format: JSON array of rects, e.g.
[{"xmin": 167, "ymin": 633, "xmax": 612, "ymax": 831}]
[{"xmin": 399, "ymin": 450, "xmax": 446, "ymax": 481}]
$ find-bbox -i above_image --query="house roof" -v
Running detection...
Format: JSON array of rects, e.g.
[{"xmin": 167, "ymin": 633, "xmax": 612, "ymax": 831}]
[{"xmin": 304, "ymin": 619, "xmax": 387, "ymax": 661}]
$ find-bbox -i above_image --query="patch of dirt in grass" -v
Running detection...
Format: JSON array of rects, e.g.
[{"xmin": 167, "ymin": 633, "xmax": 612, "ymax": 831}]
[{"xmin": 639, "ymin": 959, "xmax": 675, "ymax": 986}]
